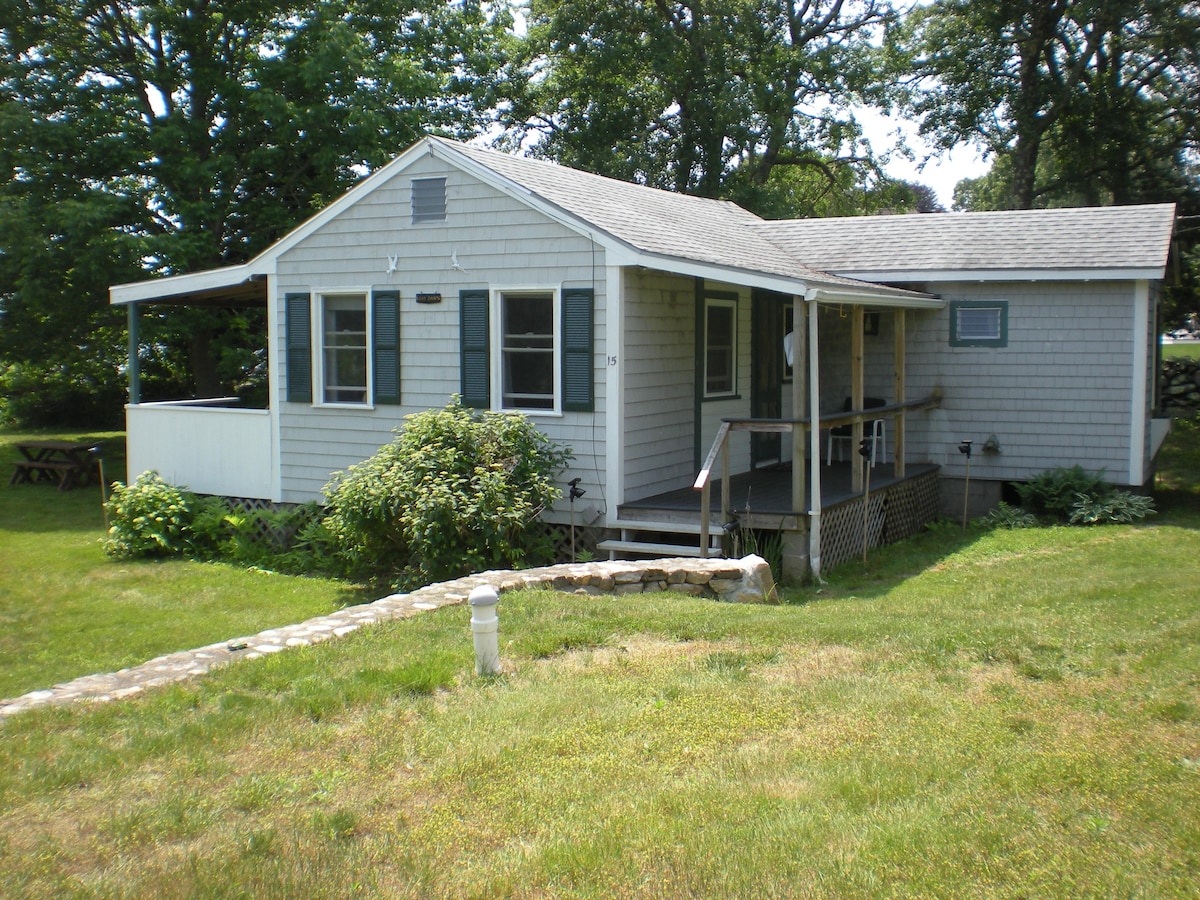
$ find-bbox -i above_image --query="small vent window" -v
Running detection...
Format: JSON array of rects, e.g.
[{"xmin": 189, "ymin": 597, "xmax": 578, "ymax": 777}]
[
  {"xmin": 950, "ymin": 301, "xmax": 1008, "ymax": 347},
  {"xmin": 412, "ymin": 177, "xmax": 447, "ymax": 223}
]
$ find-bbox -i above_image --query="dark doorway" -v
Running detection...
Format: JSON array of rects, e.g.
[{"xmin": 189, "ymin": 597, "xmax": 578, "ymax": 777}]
[{"xmin": 751, "ymin": 289, "xmax": 788, "ymax": 467}]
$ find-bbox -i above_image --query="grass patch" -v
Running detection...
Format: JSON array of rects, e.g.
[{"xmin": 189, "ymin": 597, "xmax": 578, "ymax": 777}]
[
  {"xmin": 2, "ymin": 520, "xmax": 1199, "ymax": 895},
  {"xmin": 1, "ymin": 423, "xmax": 1198, "ymax": 896},
  {"xmin": 0, "ymin": 430, "xmax": 365, "ymax": 698},
  {"xmin": 1162, "ymin": 342, "xmax": 1200, "ymax": 359}
]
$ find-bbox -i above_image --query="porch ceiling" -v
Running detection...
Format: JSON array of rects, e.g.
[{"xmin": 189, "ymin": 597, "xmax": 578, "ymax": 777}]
[{"xmin": 139, "ymin": 277, "xmax": 268, "ymax": 307}]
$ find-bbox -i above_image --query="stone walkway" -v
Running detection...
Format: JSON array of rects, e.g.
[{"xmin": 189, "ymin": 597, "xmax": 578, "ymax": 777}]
[{"xmin": 0, "ymin": 555, "xmax": 773, "ymax": 718}]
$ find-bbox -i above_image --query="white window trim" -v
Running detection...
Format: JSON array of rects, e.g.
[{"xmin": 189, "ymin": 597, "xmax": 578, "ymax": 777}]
[
  {"xmin": 704, "ymin": 294, "xmax": 738, "ymax": 399},
  {"xmin": 490, "ymin": 285, "xmax": 563, "ymax": 416},
  {"xmin": 313, "ymin": 289, "xmax": 373, "ymax": 408}
]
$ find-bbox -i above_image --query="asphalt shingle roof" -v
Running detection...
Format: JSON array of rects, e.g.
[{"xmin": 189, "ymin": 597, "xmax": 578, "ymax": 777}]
[
  {"xmin": 435, "ymin": 138, "xmax": 922, "ymax": 297},
  {"xmin": 754, "ymin": 204, "xmax": 1176, "ymax": 278}
]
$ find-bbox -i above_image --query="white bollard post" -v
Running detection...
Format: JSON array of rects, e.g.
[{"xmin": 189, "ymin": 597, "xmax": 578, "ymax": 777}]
[{"xmin": 469, "ymin": 585, "xmax": 501, "ymax": 676}]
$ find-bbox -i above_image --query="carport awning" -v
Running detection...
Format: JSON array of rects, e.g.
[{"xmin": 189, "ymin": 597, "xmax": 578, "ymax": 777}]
[{"xmin": 110, "ymin": 266, "xmax": 268, "ymax": 307}]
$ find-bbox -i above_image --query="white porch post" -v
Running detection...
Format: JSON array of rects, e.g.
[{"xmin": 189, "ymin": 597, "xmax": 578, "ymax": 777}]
[
  {"xmin": 807, "ymin": 293, "xmax": 823, "ymax": 580},
  {"xmin": 850, "ymin": 304, "xmax": 865, "ymax": 493},
  {"xmin": 791, "ymin": 294, "xmax": 807, "ymax": 514}
]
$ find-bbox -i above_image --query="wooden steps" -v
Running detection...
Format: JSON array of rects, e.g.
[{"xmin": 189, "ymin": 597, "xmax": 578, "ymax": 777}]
[{"xmin": 596, "ymin": 519, "xmax": 726, "ymax": 560}]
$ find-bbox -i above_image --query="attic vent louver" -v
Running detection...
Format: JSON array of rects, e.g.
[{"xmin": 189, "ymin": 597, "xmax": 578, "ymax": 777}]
[{"xmin": 412, "ymin": 177, "xmax": 447, "ymax": 223}]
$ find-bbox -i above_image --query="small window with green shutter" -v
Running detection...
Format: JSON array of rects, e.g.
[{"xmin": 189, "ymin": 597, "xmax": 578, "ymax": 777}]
[{"xmin": 285, "ymin": 292, "xmax": 312, "ymax": 404}]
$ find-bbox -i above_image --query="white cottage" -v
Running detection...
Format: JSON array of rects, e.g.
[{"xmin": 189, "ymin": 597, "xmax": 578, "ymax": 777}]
[{"xmin": 109, "ymin": 137, "xmax": 1176, "ymax": 580}]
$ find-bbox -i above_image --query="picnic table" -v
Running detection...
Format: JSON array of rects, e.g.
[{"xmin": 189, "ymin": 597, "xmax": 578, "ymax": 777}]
[{"xmin": 8, "ymin": 440, "xmax": 102, "ymax": 492}]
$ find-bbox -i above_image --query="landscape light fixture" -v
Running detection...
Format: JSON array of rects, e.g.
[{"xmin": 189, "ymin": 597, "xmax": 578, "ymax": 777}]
[
  {"xmin": 568, "ymin": 477, "xmax": 586, "ymax": 560},
  {"xmin": 859, "ymin": 437, "xmax": 874, "ymax": 566},
  {"xmin": 958, "ymin": 440, "xmax": 973, "ymax": 530}
]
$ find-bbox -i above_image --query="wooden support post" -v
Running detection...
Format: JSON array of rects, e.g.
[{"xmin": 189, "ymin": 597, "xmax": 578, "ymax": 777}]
[
  {"xmin": 791, "ymin": 295, "xmax": 807, "ymax": 516},
  {"xmin": 894, "ymin": 308, "xmax": 906, "ymax": 477},
  {"xmin": 850, "ymin": 305, "xmax": 865, "ymax": 493}
]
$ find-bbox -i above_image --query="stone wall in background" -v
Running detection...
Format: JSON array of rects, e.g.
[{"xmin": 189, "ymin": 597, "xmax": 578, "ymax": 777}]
[{"xmin": 1161, "ymin": 356, "xmax": 1200, "ymax": 414}]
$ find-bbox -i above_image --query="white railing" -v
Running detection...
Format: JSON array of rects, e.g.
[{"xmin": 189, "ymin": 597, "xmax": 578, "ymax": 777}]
[{"xmin": 125, "ymin": 400, "xmax": 275, "ymax": 499}]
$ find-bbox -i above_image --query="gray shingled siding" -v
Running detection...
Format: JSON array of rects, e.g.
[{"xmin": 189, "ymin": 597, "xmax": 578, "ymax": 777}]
[
  {"xmin": 902, "ymin": 281, "xmax": 1138, "ymax": 484},
  {"xmin": 622, "ymin": 269, "xmax": 697, "ymax": 500},
  {"xmin": 274, "ymin": 153, "xmax": 607, "ymax": 512}
]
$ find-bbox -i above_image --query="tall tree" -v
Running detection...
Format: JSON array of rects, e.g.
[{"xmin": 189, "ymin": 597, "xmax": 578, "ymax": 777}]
[
  {"xmin": 1, "ymin": 0, "xmax": 509, "ymax": 416},
  {"xmin": 499, "ymin": 0, "xmax": 900, "ymax": 213},
  {"xmin": 899, "ymin": 0, "xmax": 1200, "ymax": 211}
]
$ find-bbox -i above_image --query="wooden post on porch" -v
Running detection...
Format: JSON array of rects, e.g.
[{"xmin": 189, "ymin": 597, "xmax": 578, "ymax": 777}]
[
  {"xmin": 850, "ymin": 305, "xmax": 865, "ymax": 493},
  {"xmin": 791, "ymin": 297, "xmax": 807, "ymax": 515},
  {"xmin": 894, "ymin": 309, "xmax": 906, "ymax": 477},
  {"xmin": 780, "ymin": 294, "xmax": 810, "ymax": 584}
]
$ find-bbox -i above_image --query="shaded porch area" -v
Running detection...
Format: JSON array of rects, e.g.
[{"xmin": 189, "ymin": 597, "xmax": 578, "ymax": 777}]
[{"xmin": 617, "ymin": 461, "xmax": 941, "ymax": 573}]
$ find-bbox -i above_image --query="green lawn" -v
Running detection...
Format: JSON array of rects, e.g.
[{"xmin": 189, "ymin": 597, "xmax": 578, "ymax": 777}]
[
  {"xmin": 0, "ymin": 430, "xmax": 367, "ymax": 699},
  {"xmin": 1163, "ymin": 341, "xmax": 1200, "ymax": 359},
  {"xmin": 1, "ymin": 422, "xmax": 1198, "ymax": 897}
]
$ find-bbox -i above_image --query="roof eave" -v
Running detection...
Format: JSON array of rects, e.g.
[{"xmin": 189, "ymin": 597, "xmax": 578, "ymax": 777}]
[
  {"xmin": 831, "ymin": 267, "xmax": 1168, "ymax": 284},
  {"xmin": 626, "ymin": 250, "xmax": 941, "ymax": 307},
  {"xmin": 110, "ymin": 262, "xmax": 270, "ymax": 305}
]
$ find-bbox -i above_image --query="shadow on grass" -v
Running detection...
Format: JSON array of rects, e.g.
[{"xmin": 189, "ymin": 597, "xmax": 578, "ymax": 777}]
[{"xmin": 782, "ymin": 518, "xmax": 993, "ymax": 605}]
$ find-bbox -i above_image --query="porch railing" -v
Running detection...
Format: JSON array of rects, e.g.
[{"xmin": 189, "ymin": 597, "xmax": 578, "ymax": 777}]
[
  {"xmin": 126, "ymin": 400, "xmax": 275, "ymax": 500},
  {"xmin": 693, "ymin": 395, "xmax": 941, "ymax": 557}
]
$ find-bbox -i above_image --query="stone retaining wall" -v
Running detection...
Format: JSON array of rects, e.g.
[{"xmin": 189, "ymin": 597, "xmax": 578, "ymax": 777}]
[
  {"xmin": 1161, "ymin": 356, "xmax": 1200, "ymax": 414},
  {"xmin": 0, "ymin": 555, "xmax": 775, "ymax": 718}
]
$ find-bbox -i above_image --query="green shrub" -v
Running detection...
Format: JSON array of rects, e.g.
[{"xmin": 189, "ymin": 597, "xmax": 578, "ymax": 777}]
[
  {"xmin": 1014, "ymin": 465, "xmax": 1111, "ymax": 521},
  {"xmin": 1068, "ymin": 490, "xmax": 1156, "ymax": 525},
  {"xmin": 320, "ymin": 398, "xmax": 572, "ymax": 589},
  {"xmin": 104, "ymin": 471, "xmax": 205, "ymax": 558},
  {"xmin": 984, "ymin": 501, "xmax": 1039, "ymax": 529}
]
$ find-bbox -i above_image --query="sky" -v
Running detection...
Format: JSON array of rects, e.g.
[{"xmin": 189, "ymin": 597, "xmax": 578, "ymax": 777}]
[{"xmin": 856, "ymin": 108, "xmax": 992, "ymax": 210}]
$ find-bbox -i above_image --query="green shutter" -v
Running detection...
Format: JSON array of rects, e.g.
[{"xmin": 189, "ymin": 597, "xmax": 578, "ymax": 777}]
[
  {"xmin": 562, "ymin": 287, "xmax": 594, "ymax": 412},
  {"xmin": 285, "ymin": 292, "xmax": 312, "ymax": 404},
  {"xmin": 460, "ymin": 289, "xmax": 490, "ymax": 408},
  {"xmin": 372, "ymin": 290, "xmax": 401, "ymax": 404}
]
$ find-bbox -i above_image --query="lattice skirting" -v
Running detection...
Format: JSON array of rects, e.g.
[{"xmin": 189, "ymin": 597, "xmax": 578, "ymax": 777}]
[
  {"xmin": 545, "ymin": 521, "xmax": 604, "ymax": 563},
  {"xmin": 819, "ymin": 470, "xmax": 941, "ymax": 572},
  {"xmin": 214, "ymin": 496, "xmax": 313, "ymax": 549}
]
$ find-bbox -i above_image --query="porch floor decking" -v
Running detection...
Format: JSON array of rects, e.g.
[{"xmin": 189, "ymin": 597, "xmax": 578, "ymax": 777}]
[{"xmin": 620, "ymin": 461, "xmax": 941, "ymax": 520}]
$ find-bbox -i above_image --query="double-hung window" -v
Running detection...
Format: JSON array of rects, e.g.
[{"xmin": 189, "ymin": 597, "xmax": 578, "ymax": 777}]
[
  {"xmin": 322, "ymin": 293, "xmax": 369, "ymax": 404},
  {"xmin": 500, "ymin": 291, "xmax": 556, "ymax": 410},
  {"xmin": 704, "ymin": 294, "xmax": 737, "ymax": 398},
  {"xmin": 459, "ymin": 287, "xmax": 594, "ymax": 413},
  {"xmin": 283, "ymin": 289, "xmax": 401, "ymax": 406}
]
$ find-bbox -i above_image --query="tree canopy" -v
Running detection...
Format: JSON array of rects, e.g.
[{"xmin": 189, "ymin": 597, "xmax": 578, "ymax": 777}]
[
  {"xmin": 1, "ymin": 0, "xmax": 509, "ymax": 421},
  {"xmin": 898, "ymin": 0, "xmax": 1200, "ymax": 211},
  {"xmin": 497, "ymin": 0, "xmax": 923, "ymax": 217},
  {"xmin": 4, "ymin": 0, "xmax": 1198, "ymax": 425}
]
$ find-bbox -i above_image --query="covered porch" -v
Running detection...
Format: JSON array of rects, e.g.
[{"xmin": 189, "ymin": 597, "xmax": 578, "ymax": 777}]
[
  {"xmin": 113, "ymin": 263, "xmax": 278, "ymax": 500},
  {"xmin": 721, "ymin": 287, "xmax": 944, "ymax": 580},
  {"xmin": 608, "ymin": 284, "xmax": 945, "ymax": 581}
]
